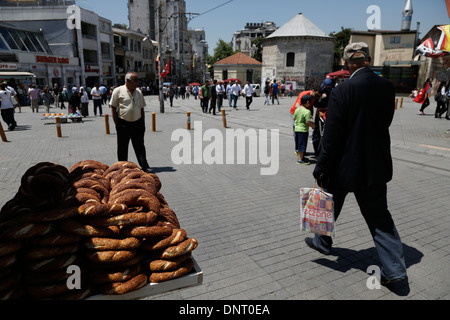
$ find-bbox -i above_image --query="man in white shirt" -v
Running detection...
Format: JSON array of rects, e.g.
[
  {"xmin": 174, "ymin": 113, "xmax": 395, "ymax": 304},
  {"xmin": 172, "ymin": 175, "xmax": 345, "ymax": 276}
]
[
  {"xmin": 243, "ymin": 80, "xmax": 254, "ymax": 110},
  {"xmin": 216, "ymin": 81, "xmax": 225, "ymax": 112},
  {"xmin": 91, "ymin": 84, "xmax": 103, "ymax": 116},
  {"xmin": 231, "ymin": 80, "xmax": 241, "ymax": 109},
  {"xmin": 110, "ymin": 72, "xmax": 153, "ymax": 173},
  {"xmin": 0, "ymin": 82, "xmax": 18, "ymax": 131},
  {"xmin": 28, "ymin": 85, "xmax": 40, "ymax": 113}
]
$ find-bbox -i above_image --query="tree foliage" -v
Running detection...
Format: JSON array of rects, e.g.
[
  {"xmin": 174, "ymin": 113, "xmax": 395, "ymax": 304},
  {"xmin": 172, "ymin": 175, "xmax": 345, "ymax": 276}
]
[
  {"xmin": 329, "ymin": 27, "xmax": 352, "ymax": 69},
  {"xmin": 206, "ymin": 39, "xmax": 238, "ymax": 78},
  {"xmin": 251, "ymin": 36, "xmax": 264, "ymax": 62}
]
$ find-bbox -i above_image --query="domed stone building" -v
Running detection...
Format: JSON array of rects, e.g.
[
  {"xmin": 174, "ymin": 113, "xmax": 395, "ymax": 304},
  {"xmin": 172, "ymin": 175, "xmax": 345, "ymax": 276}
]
[{"xmin": 262, "ymin": 13, "xmax": 335, "ymax": 91}]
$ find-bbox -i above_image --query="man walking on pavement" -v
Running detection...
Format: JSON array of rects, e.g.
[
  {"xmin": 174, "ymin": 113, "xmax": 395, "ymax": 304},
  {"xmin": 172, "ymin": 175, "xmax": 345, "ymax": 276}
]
[
  {"xmin": 243, "ymin": 80, "xmax": 254, "ymax": 110},
  {"xmin": 91, "ymin": 84, "xmax": 103, "ymax": 116},
  {"xmin": 307, "ymin": 42, "xmax": 408, "ymax": 286},
  {"xmin": 110, "ymin": 72, "xmax": 153, "ymax": 173}
]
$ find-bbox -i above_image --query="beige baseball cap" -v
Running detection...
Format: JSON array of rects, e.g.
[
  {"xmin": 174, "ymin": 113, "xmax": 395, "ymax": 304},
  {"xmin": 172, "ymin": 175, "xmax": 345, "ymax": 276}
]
[{"xmin": 343, "ymin": 42, "xmax": 370, "ymax": 61}]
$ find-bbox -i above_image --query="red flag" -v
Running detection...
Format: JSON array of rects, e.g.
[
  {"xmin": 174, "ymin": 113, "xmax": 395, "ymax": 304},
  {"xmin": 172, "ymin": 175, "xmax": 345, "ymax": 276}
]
[
  {"xmin": 160, "ymin": 59, "xmax": 170, "ymax": 78},
  {"xmin": 447, "ymin": 0, "xmax": 450, "ymax": 20}
]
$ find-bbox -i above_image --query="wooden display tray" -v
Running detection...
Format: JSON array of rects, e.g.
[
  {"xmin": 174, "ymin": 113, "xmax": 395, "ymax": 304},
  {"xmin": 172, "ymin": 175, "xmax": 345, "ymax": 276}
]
[{"xmin": 86, "ymin": 258, "xmax": 203, "ymax": 300}]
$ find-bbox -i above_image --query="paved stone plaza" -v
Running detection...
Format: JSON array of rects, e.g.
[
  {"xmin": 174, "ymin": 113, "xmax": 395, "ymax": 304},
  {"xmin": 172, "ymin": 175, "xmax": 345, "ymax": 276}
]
[{"xmin": 0, "ymin": 93, "xmax": 449, "ymax": 300}]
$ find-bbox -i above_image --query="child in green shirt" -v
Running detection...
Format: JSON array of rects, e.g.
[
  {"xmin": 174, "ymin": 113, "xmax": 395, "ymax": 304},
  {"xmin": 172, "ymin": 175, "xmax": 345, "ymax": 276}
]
[{"xmin": 294, "ymin": 95, "xmax": 316, "ymax": 165}]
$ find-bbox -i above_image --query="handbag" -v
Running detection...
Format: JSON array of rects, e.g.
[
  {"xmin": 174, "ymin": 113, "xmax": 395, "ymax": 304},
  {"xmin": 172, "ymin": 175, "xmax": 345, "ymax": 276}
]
[{"xmin": 300, "ymin": 183, "xmax": 335, "ymax": 237}]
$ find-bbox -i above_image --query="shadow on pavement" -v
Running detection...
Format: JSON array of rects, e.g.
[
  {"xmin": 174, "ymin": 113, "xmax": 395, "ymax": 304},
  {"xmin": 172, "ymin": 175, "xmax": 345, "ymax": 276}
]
[{"xmin": 312, "ymin": 243, "xmax": 423, "ymax": 296}]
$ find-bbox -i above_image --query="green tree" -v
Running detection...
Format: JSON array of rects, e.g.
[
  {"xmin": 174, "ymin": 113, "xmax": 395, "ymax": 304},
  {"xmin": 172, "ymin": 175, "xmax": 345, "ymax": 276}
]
[
  {"xmin": 329, "ymin": 27, "xmax": 352, "ymax": 70},
  {"xmin": 207, "ymin": 39, "xmax": 238, "ymax": 78},
  {"xmin": 251, "ymin": 36, "xmax": 264, "ymax": 62}
]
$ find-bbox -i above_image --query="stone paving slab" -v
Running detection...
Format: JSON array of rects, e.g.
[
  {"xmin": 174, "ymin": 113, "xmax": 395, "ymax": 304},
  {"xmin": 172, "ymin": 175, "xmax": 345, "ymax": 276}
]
[{"xmin": 0, "ymin": 93, "xmax": 449, "ymax": 301}]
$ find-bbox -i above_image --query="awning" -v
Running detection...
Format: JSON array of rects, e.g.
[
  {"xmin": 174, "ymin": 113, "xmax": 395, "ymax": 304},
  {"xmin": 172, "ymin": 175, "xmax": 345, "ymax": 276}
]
[
  {"xmin": 0, "ymin": 72, "xmax": 36, "ymax": 79},
  {"xmin": 326, "ymin": 69, "xmax": 350, "ymax": 79}
]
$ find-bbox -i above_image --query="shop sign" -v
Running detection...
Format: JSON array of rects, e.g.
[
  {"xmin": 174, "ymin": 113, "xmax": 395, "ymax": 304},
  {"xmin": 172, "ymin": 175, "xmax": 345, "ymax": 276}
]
[
  {"xmin": 36, "ymin": 55, "xmax": 70, "ymax": 65},
  {"xmin": 0, "ymin": 63, "xmax": 18, "ymax": 71},
  {"xmin": 85, "ymin": 65, "xmax": 100, "ymax": 74}
]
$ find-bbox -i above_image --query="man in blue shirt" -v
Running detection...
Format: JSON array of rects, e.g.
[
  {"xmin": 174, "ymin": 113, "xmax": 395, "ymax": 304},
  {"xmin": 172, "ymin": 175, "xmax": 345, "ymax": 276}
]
[{"xmin": 272, "ymin": 80, "xmax": 280, "ymax": 105}]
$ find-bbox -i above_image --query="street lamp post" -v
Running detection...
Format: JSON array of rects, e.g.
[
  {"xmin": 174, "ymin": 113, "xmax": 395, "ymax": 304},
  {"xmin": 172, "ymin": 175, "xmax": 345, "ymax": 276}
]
[{"xmin": 157, "ymin": 7, "xmax": 199, "ymax": 114}]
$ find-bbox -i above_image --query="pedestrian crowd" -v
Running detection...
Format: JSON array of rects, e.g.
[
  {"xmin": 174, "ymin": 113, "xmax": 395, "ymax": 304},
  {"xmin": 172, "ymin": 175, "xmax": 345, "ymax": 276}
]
[{"xmin": 413, "ymin": 77, "xmax": 450, "ymax": 120}]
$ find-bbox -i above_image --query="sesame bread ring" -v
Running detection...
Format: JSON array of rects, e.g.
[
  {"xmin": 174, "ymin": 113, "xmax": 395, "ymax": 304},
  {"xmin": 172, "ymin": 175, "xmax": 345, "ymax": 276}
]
[
  {"xmin": 0, "ymin": 253, "xmax": 17, "ymax": 269},
  {"xmin": 24, "ymin": 244, "xmax": 80, "ymax": 260},
  {"xmin": 141, "ymin": 229, "xmax": 187, "ymax": 251},
  {"xmin": 108, "ymin": 168, "xmax": 143, "ymax": 187},
  {"xmin": 110, "ymin": 181, "xmax": 157, "ymax": 198},
  {"xmin": 84, "ymin": 237, "xmax": 141, "ymax": 251},
  {"xmin": 27, "ymin": 254, "xmax": 81, "ymax": 273},
  {"xmin": 87, "ymin": 250, "xmax": 137, "ymax": 264},
  {"xmin": 0, "ymin": 207, "xmax": 80, "ymax": 231},
  {"xmin": 157, "ymin": 238, "xmax": 199, "ymax": 260},
  {"xmin": 104, "ymin": 161, "xmax": 140, "ymax": 178},
  {"xmin": 23, "ymin": 266, "xmax": 78, "ymax": 285},
  {"xmin": 77, "ymin": 203, "xmax": 128, "ymax": 217},
  {"xmin": 149, "ymin": 253, "xmax": 191, "ymax": 272},
  {"xmin": 110, "ymin": 189, "xmax": 160, "ymax": 214},
  {"xmin": 27, "ymin": 279, "xmax": 72, "ymax": 299},
  {"xmin": 0, "ymin": 273, "xmax": 20, "ymax": 294},
  {"xmin": 90, "ymin": 264, "xmax": 143, "ymax": 284},
  {"xmin": 120, "ymin": 226, "xmax": 173, "ymax": 239},
  {"xmin": 88, "ymin": 254, "xmax": 143, "ymax": 270},
  {"xmin": 149, "ymin": 258, "xmax": 194, "ymax": 283},
  {"xmin": 0, "ymin": 240, "xmax": 21, "ymax": 257},
  {"xmin": 158, "ymin": 208, "xmax": 181, "ymax": 229},
  {"xmin": 85, "ymin": 211, "xmax": 157, "ymax": 228},
  {"xmin": 30, "ymin": 232, "xmax": 83, "ymax": 247},
  {"xmin": 147, "ymin": 173, "xmax": 162, "ymax": 191},
  {"xmin": 59, "ymin": 219, "xmax": 120, "ymax": 238},
  {"xmin": 70, "ymin": 160, "xmax": 109, "ymax": 173},
  {"xmin": 98, "ymin": 273, "xmax": 148, "ymax": 295},
  {"xmin": 74, "ymin": 179, "xmax": 109, "ymax": 203},
  {"xmin": 0, "ymin": 223, "xmax": 53, "ymax": 240}
]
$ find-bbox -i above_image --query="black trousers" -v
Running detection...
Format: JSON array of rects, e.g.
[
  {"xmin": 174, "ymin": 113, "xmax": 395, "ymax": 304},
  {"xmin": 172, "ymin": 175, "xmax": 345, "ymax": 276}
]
[
  {"xmin": 209, "ymin": 98, "xmax": 217, "ymax": 115},
  {"xmin": 246, "ymin": 96, "xmax": 253, "ymax": 109},
  {"xmin": 419, "ymin": 97, "xmax": 430, "ymax": 112},
  {"xmin": 93, "ymin": 99, "xmax": 103, "ymax": 116},
  {"xmin": 116, "ymin": 117, "xmax": 150, "ymax": 170},
  {"xmin": 314, "ymin": 184, "xmax": 407, "ymax": 280},
  {"xmin": 201, "ymin": 98, "xmax": 209, "ymax": 113},
  {"xmin": 1, "ymin": 108, "xmax": 16, "ymax": 129},
  {"xmin": 217, "ymin": 95, "xmax": 224, "ymax": 111}
]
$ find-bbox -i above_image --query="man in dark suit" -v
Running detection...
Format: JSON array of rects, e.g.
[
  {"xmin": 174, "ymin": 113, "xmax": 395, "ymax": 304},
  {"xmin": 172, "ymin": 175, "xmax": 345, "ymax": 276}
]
[{"xmin": 306, "ymin": 43, "xmax": 407, "ymax": 286}]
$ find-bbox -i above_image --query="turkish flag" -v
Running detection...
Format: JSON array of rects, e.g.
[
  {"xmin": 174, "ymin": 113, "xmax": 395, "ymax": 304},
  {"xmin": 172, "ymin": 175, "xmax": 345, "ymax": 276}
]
[
  {"xmin": 447, "ymin": 0, "xmax": 450, "ymax": 19},
  {"xmin": 160, "ymin": 59, "xmax": 170, "ymax": 79}
]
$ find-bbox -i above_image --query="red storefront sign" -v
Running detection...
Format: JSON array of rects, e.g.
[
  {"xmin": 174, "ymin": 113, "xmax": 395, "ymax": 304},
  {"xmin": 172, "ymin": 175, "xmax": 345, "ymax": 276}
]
[{"xmin": 36, "ymin": 56, "xmax": 70, "ymax": 64}]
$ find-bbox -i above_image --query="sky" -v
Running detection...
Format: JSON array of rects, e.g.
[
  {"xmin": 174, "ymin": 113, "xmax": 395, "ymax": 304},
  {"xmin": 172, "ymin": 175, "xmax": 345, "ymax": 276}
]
[{"xmin": 77, "ymin": 0, "xmax": 450, "ymax": 55}]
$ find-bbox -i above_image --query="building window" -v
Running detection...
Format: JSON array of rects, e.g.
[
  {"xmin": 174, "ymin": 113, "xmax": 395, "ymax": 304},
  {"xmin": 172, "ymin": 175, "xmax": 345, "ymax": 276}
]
[
  {"xmin": 222, "ymin": 69, "xmax": 228, "ymax": 80},
  {"xmin": 390, "ymin": 36, "xmax": 401, "ymax": 44},
  {"xmin": 0, "ymin": 27, "xmax": 51, "ymax": 53},
  {"xmin": 286, "ymin": 52, "xmax": 295, "ymax": 67},
  {"xmin": 246, "ymin": 69, "xmax": 253, "ymax": 83},
  {"xmin": 101, "ymin": 42, "xmax": 111, "ymax": 60}
]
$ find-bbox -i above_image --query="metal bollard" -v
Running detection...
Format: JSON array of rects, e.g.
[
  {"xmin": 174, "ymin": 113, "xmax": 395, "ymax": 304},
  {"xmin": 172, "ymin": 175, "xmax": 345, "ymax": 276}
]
[
  {"xmin": 0, "ymin": 122, "xmax": 7, "ymax": 142},
  {"xmin": 222, "ymin": 109, "xmax": 227, "ymax": 128},
  {"xmin": 105, "ymin": 114, "xmax": 110, "ymax": 135},
  {"xmin": 400, "ymin": 98, "xmax": 404, "ymax": 109},
  {"xmin": 395, "ymin": 98, "xmax": 398, "ymax": 110},
  {"xmin": 152, "ymin": 113, "xmax": 156, "ymax": 132},
  {"xmin": 55, "ymin": 116, "xmax": 62, "ymax": 138},
  {"xmin": 187, "ymin": 112, "xmax": 191, "ymax": 130}
]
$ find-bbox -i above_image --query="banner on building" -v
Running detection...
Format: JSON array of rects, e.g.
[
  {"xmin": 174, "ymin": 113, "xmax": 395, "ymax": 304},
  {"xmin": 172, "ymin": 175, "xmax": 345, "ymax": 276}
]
[{"xmin": 416, "ymin": 25, "xmax": 450, "ymax": 58}]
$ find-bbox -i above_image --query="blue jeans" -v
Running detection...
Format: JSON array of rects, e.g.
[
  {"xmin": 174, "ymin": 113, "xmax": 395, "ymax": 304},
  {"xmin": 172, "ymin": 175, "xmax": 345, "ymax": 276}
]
[{"xmin": 312, "ymin": 184, "xmax": 407, "ymax": 280}]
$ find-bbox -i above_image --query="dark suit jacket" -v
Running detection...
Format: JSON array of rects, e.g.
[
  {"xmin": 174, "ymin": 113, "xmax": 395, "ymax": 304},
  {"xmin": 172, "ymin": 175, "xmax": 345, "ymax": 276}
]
[{"xmin": 314, "ymin": 67, "xmax": 395, "ymax": 191}]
